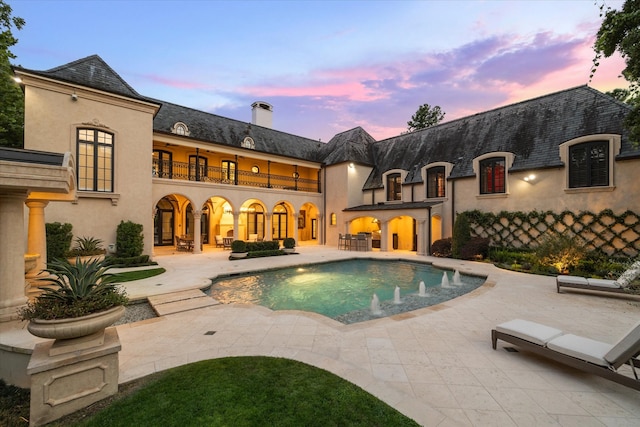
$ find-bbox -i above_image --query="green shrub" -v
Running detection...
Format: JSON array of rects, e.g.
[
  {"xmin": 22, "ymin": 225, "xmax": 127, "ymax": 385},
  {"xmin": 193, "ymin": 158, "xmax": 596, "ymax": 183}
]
[
  {"xmin": 431, "ymin": 238, "xmax": 452, "ymax": 257},
  {"xmin": 103, "ymin": 255, "xmax": 154, "ymax": 268},
  {"xmin": 283, "ymin": 238, "xmax": 296, "ymax": 249},
  {"xmin": 247, "ymin": 250, "xmax": 286, "ymax": 258},
  {"xmin": 116, "ymin": 221, "xmax": 144, "ymax": 258},
  {"xmin": 459, "ymin": 237, "xmax": 490, "ymax": 260},
  {"xmin": 45, "ymin": 222, "xmax": 73, "ymax": 262},
  {"xmin": 231, "ymin": 240, "xmax": 247, "ymax": 252},
  {"xmin": 246, "ymin": 241, "xmax": 279, "ymax": 252},
  {"xmin": 451, "ymin": 213, "xmax": 471, "ymax": 259},
  {"xmin": 535, "ymin": 233, "xmax": 586, "ymax": 274}
]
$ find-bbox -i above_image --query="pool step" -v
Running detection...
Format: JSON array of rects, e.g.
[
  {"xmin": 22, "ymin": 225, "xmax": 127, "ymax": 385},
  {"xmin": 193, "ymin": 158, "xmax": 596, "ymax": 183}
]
[{"xmin": 148, "ymin": 289, "xmax": 219, "ymax": 316}]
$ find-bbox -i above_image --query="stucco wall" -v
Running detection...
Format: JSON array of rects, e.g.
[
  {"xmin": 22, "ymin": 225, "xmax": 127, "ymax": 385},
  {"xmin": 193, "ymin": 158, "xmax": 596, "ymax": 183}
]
[{"xmin": 23, "ymin": 81, "xmax": 157, "ymax": 256}]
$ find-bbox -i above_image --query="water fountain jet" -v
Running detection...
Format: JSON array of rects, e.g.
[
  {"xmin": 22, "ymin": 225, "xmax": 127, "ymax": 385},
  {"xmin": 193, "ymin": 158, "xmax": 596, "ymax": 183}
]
[
  {"xmin": 453, "ymin": 270, "xmax": 462, "ymax": 286},
  {"xmin": 394, "ymin": 286, "xmax": 402, "ymax": 304},
  {"xmin": 370, "ymin": 293, "xmax": 382, "ymax": 315},
  {"xmin": 418, "ymin": 280, "xmax": 427, "ymax": 297},
  {"xmin": 441, "ymin": 272, "xmax": 451, "ymax": 288}
]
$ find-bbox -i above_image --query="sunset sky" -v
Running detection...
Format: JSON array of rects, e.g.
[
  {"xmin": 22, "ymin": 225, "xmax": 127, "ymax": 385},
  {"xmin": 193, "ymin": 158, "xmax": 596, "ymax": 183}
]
[{"xmin": 10, "ymin": 0, "xmax": 629, "ymax": 142}]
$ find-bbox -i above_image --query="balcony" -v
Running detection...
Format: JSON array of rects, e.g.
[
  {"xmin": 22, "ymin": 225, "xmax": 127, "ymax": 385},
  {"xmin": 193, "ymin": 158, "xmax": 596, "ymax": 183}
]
[{"xmin": 152, "ymin": 159, "xmax": 320, "ymax": 193}]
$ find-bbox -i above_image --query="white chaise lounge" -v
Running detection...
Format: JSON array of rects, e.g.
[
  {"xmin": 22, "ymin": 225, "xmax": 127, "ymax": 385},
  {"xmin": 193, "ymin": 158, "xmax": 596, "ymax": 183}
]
[
  {"xmin": 556, "ymin": 260, "xmax": 640, "ymax": 294},
  {"xmin": 492, "ymin": 319, "xmax": 640, "ymax": 391}
]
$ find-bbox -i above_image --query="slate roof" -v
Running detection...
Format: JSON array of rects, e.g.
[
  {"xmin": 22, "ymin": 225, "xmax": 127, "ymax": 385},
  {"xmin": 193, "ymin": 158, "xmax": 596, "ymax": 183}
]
[
  {"xmin": 0, "ymin": 147, "xmax": 65, "ymax": 166},
  {"xmin": 318, "ymin": 127, "xmax": 376, "ymax": 166},
  {"xmin": 363, "ymin": 86, "xmax": 635, "ymax": 190},
  {"xmin": 13, "ymin": 55, "xmax": 149, "ymax": 102},
  {"xmin": 152, "ymin": 100, "xmax": 325, "ymax": 162},
  {"xmin": 343, "ymin": 201, "xmax": 439, "ymax": 212}
]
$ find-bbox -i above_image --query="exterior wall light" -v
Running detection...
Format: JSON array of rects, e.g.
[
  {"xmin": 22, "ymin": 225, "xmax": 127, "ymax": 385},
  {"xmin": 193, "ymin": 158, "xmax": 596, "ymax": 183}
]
[
  {"xmin": 523, "ymin": 174, "xmax": 536, "ymax": 182},
  {"xmin": 349, "ymin": 163, "xmax": 355, "ymax": 168}
]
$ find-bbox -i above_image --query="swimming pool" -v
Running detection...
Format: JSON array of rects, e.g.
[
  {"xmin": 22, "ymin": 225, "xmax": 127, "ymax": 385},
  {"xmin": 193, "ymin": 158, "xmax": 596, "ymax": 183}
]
[{"xmin": 208, "ymin": 259, "xmax": 486, "ymax": 324}]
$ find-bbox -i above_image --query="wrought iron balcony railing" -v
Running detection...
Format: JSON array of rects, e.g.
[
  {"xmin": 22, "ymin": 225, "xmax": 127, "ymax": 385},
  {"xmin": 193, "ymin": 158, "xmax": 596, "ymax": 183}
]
[{"xmin": 152, "ymin": 159, "xmax": 320, "ymax": 193}]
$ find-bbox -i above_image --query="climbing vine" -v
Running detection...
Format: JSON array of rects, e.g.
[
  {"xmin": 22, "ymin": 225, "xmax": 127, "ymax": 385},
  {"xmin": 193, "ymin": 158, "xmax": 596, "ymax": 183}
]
[{"xmin": 463, "ymin": 209, "xmax": 640, "ymax": 258}]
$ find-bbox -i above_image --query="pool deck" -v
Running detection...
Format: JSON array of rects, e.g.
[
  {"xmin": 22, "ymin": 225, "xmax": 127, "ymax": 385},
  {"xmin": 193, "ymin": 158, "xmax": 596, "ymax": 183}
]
[{"xmin": 5, "ymin": 246, "xmax": 640, "ymax": 425}]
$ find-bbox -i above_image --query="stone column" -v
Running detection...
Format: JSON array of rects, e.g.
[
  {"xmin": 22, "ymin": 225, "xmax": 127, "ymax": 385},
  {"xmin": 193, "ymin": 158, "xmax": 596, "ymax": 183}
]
[
  {"xmin": 193, "ymin": 210, "xmax": 202, "ymax": 254},
  {"xmin": 416, "ymin": 219, "xmax": 427, "ymax": 256},
  {"xmin": 316, "ymin": 213, "xmax": 324, "ymax": 244},
  {"xmin": 25, "ymin": 200, "xmax": 49, "ymax": 275},
  {"xmin": 264, "ymin": 213, "xmax": 272, "ymax": 241},
  {"xmin": 0, "ymin": 192, "xmax": 28, "ymax": 321},
  {"xmin": 292, "ymin": 212, "xmax": 299, "ymax": 243},
  {"xmin": 379, "ymin": 220, "xmax": 389, "ymax": 252},
  {"xmin": 232, "ymin": 211, "xmax": 240, "ymax": 240}
]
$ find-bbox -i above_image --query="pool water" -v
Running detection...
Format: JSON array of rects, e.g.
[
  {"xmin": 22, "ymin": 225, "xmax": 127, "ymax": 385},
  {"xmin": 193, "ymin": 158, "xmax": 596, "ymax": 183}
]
[{"xmin": 208, "ymin": 259, "xmax": 486, "ymax": 324}]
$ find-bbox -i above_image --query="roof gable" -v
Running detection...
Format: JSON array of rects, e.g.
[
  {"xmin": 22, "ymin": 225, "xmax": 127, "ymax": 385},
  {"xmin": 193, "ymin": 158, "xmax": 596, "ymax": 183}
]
[{"xmin": 16, "ymin": 54, "xmax": 145, "ymax": 100}]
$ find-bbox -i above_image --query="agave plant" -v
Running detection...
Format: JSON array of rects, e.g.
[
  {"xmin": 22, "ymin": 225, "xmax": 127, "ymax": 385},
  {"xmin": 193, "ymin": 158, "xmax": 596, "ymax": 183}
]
[
  {"xmin": 18, "ymin": 258, "xmax": 128, "ymax": 321},
  {"xmin": 66, "ymin": 236, "xmax": 106, "ymax": 257}
]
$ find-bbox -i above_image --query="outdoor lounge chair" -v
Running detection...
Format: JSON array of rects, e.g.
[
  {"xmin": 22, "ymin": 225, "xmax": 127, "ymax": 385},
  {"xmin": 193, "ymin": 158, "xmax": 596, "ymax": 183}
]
[
  {"xmin": 492, "ymin": 319, "xmax": 640, "ymax": 391},
  {"xmin": 556, "ymin": 260, "xmax": 640, "ymax": 294}
]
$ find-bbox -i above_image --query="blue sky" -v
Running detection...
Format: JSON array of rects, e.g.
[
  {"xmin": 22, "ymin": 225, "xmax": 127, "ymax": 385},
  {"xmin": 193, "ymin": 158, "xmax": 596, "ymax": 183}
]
[{"xmin": 9, "ymin": 0, "xmax": 628, "ymax": 142}]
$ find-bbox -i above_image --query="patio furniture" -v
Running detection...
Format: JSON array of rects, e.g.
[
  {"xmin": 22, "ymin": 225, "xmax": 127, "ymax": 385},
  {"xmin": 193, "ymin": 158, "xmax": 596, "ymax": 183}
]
[
  {"xmin": 222, "ymin": 237, "xmax": 233, "ymax": 250},
  {"xmin": 492, "ymin": 319, "xmax": 640, "ymax": 391},
  {"xmin": 248, "ymin": 233, "xmax": 258, "ymax": 242},
  {"xmin": 176, "ymin": 235, "xmax": 193, "ymax": 252},
  {"xmin": 355, "ymin": 233, "xmax": 369, "ymax": 251},
  {"xmin": 215, "ymin": 235, "xmax": 224, "ymax": 248},
  {"xmin": 556, "ymin": 260, "xmax": 640, "ymax": 294}
]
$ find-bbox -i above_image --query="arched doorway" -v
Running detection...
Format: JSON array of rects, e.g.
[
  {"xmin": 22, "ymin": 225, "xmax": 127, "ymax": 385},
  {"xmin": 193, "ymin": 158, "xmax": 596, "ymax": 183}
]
[
  {"xmin": 154, "ymin": 197, "xmax": 175, "ymax": 246},
  {"xmin": 272, "ymin": 203, "xmax": 289, "ymax": 240},
  {"xmin": 244, "ymin": 202, "xmax": 265, "ymax": 240}
]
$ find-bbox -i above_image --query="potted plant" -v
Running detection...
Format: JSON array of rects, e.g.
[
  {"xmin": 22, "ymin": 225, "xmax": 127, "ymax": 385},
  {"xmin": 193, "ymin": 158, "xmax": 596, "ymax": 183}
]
[
  {"xmin": 18, "ymin": 258, "xmax": 128, "ymax": 342},
  {"xmin": 66, "ymin": 236, "xmax": 106, "ymax": 264},
  {"xmin": 230, "ymin": 240, "xmax": 248, "ymax": 259},
  {"xmin": 282, "ymin": 238, "xmax": 296, "ymax": 254}
]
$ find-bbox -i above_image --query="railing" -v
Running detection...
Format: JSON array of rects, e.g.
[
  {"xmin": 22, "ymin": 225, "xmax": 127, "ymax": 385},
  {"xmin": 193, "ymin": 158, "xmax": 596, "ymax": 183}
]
[{"xmin": 152, "ymin": 159, "xmax": 320, "ymax": 193}]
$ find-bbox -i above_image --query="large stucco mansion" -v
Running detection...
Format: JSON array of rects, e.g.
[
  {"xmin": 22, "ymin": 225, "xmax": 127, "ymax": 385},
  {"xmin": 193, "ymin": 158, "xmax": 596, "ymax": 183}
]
[{"xmin": 1, "ymin": 54, "xmax": 640, "ymax": 321}]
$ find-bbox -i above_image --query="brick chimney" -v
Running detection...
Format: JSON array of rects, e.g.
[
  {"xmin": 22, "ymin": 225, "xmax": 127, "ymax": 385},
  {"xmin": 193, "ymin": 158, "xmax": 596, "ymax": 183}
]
[{"xmin": 251, "ymin": 101, "xmax": 273, "ymax": 128}]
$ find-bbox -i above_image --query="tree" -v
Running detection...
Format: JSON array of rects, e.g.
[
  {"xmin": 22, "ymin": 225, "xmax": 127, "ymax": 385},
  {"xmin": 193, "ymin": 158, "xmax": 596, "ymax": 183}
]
[
  {"xmin": 0, "ymin": 1, "xmax": 24, "ymax": 148},
  {"xmin": 592, "ymin": 0, "xmax": 640, "ymax": 143},
  {"xmin": 406, "ymin": 103, "xmax": 445, "ymax": 132}
]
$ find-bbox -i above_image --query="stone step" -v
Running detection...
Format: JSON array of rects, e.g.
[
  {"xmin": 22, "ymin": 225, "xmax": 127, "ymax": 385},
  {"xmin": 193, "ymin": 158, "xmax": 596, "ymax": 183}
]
[{"xmin": 147, "ymin": 289, "xmax": 219, "ymax": 316}]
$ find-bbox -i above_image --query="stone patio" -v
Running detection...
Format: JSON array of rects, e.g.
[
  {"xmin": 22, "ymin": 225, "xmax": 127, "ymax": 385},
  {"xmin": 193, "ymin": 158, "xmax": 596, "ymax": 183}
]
[{"xmin": 3, "ymin": 245, "xmax": 639, "ymax": 425}]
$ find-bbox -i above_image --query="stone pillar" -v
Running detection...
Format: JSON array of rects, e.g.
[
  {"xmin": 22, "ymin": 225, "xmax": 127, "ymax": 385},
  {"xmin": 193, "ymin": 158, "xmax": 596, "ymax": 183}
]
[
  {"xmin": 416, "ymin": 219, "xmax": 427, "ymax": 256},
  {"xmin": 25, "ymin": 200, "xmax": 49, "ymax": 275},
  {"xmin": 317, "ymin": 213, "xmax": 324, "ymax": 244},
  {"xmin": 193, "ymin": 210, "xmax": 202, "ymax": 254},
  {"xmin": 292, "ymin": 212, "xmax": 299, "ymax": 243},
  {"xmin": 379, "ymin": 220, "xmax": 390, "ymax": 252},
  {"xmin": 232, "ymin": 211, "xmax": 240, "ymax": 240},
  {"xmin": 264, "ymin": 213, "xmax": 272, "ymax": 241},
  {"xmin": 0, "ymin": 192, "xmax": 28, "ymax": 321}
]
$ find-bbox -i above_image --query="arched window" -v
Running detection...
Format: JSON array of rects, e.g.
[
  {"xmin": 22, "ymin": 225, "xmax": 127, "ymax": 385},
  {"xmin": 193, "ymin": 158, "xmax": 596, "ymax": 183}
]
[{"xmin": 77, "ymin": 128, "xmax": 114, "ymax": 192}]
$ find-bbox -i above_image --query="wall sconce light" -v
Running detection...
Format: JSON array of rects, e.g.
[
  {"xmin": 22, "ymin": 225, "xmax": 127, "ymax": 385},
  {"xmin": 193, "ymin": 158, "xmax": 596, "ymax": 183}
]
[
  {"xmin": 71, "ymin": 93, "xmax": 78, "ymax": 101},
  {"xmin": 349, "ymin": 163, "xmax": 355, "ymax": 169},
  {"xmin": 13, "ymin": 76, "xmax": 22, "ymax": 84},
  {"xmin": 523, "ymin": 174, "xmax": 536, "ymax": 182}
]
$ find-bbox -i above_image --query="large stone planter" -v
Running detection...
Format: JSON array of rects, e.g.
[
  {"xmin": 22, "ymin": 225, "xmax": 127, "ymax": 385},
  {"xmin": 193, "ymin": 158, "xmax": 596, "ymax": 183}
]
[
  {"xmin": 229, "ymin": 252, "xmax": 248, "ymax": 259},
  {"xmin": 27, "ymin": 305, "xmax": 125, "ymax": 341}
]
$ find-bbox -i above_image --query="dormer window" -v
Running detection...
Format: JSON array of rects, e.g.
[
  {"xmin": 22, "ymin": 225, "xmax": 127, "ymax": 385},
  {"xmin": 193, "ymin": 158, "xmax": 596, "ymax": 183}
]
[
  {"xmin": 242, "ymin": 137, "xmax": 255, "ymax": 149},
  {"xmin": 171, "ymin": 122, "xmax": 190, "ymax": 136}
]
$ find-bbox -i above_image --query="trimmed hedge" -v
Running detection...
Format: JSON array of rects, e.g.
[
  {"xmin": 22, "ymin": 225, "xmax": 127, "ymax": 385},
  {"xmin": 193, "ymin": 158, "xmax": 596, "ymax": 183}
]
[
  {"xmin": 103, "ymin": 255, "xmax": 156, "ymax": 267},
  {"xmin": 45, "ymin": 222, "xmax": 73, "ymax": 262},
  {"xmin": 246, "ymin": 241, "xmax": 279, "ymax": 252}
]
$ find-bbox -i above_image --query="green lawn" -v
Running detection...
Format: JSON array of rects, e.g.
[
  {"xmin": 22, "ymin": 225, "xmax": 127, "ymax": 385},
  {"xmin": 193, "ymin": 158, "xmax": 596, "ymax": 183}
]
[
  {"xmin": 2, "ymin": 357, "xmax": 419, "ymax": 427},
  {"xmin": 111, "ymin": 268, "xmax": 165, "ymax": 283}
]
